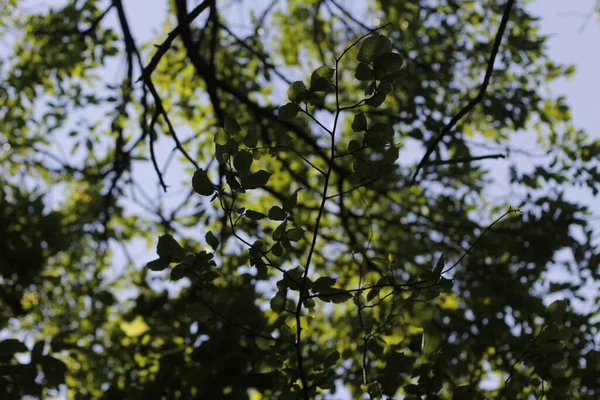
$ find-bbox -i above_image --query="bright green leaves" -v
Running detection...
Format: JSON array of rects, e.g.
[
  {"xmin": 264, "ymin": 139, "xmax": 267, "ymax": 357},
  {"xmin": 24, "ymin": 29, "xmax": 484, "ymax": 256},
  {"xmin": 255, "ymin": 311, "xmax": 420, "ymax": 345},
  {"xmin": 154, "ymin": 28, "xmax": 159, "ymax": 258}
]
[
  {"xmin": 310, "ymin": 66, "xmax": 335, "ymax": 91},
  {"xmin": 192, "ymin": 168, "xmax": 215, "ymax": 196},
  {"xmin": 285, "ymin": 66, "xmax": 334, "ymax": 112},
  {"xmin": 241, "ymin": 170, "xmax": 271, "ymax": 190},
  {"xmin": 214, "ymin": 129, "xmax": 229, "ymax": 146},
  {"xmin": 353, "ymin": 34, "xmax": 403, "ymax": 110},
  {"xmin": 278, "ymin": 103, "xmax": 299, "ymax": 121},
  {"xmin": 287, "ymin": 81, "xmax": 308, "ymax": 103},
  {"xmin": 357, "ymin": 34, "xmax": 392, "ymax": 63},
  {"xmin": 352, "ymin": 113, "xmax": 367, "ymax": 132},
  {"xmin": 421, "ymin": 324, "xmax": 441, "ymax": 354},
  {"xmin": 120, "ymin": 316, "xmax": 150, "ymax": 338}
]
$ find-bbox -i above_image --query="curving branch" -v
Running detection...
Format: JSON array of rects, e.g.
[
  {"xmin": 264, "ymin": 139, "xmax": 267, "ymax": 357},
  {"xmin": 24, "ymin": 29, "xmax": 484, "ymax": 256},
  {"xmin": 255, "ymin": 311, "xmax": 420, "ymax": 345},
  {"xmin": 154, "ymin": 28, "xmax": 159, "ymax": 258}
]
[{"xmin": 409, "ymin": 0, "xmax": 516, "ymax": 186}]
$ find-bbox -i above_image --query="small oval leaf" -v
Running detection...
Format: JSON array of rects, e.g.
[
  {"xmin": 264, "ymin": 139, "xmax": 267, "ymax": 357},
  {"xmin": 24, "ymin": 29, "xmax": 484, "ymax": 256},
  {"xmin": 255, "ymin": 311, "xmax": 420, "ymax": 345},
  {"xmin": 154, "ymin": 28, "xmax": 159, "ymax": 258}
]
[{"xmin": 278, "ymin": 103, "xmax": 299, "ymax": 121}]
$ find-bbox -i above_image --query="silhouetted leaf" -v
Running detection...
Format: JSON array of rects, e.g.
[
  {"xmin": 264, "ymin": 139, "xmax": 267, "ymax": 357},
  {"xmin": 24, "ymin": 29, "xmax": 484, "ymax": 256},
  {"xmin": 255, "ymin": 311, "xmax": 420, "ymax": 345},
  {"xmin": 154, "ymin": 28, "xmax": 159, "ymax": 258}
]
[
  {"xmin": 241, "ymin": 170, "xmax": 271, "ymax": 189},
  {"xmin": 192, "ymin": 169, "xmax": 215, "ymax": 196}
]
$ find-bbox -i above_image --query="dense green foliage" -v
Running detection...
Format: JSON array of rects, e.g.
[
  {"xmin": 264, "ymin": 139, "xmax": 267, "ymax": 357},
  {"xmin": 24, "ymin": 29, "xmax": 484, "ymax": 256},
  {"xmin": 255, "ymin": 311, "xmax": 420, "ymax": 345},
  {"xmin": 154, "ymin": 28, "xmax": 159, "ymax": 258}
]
[{"xmin": 1, "ymin": 0, "xmax": 600, "ymax": 398}]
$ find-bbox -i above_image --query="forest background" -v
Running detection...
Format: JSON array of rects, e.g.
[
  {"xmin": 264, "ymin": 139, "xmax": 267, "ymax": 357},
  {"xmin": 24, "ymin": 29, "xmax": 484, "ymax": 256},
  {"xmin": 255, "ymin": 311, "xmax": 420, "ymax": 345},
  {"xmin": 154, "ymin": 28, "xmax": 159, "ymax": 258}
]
[{"xmin": 1, "ymin": 0, "xmax": 600, "ymax": 399}]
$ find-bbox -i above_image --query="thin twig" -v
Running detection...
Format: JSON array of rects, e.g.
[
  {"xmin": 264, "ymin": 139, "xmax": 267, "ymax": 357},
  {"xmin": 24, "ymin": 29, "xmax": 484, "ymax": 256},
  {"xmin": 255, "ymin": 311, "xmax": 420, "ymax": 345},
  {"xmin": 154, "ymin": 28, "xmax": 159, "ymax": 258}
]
[
  {"xmin": 423, "ymin": 153, "xmax": 506, "ymax": 167},
  {"xmin": 137, "ymin": 0, "xmax": 214, "ymax": 83},
  {"xmin": 442, "ymin": 208, "xmax": 520, "ymax": 276},
  {"xmin": 409, "ymin": 0, "xmax": 515, "ymax": 186}
]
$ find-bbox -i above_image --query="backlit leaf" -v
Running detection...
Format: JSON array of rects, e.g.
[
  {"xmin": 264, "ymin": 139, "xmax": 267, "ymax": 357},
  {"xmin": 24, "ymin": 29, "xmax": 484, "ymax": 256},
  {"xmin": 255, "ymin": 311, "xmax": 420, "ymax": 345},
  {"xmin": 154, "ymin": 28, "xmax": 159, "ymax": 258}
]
[
  {"xmin": 357, "ymin": 34, "xmax": 392, "ymax": 63},
  {"xmin": 120, "ymin": 316, "xmax": 150, "ymax": 337},
  {"xmin": 287, "ymin": 81, "xmax": 307, "ymax": 103}
]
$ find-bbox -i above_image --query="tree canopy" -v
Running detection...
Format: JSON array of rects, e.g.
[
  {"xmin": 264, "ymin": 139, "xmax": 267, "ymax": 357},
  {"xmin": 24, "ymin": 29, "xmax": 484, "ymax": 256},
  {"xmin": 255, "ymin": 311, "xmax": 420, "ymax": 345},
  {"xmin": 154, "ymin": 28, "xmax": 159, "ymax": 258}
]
[{"xmin": 1, "ymin": 0, "xmax": 600, "ymax": 399}]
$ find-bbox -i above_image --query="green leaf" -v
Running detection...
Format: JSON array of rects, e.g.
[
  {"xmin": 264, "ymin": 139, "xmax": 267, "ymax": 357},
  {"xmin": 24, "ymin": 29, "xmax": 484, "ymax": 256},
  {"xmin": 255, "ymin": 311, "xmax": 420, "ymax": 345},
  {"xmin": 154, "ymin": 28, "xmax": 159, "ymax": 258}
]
[
  {"xmin": 355, "ymin": 62, "xmax": 374, "ymax": 81},
  {"xmin": 255, "ymin": 336, "xmax": 273, "ymax": 351},
  {"xmin": 224, "ymin": 116, "xmax": 241, "ymax": 134},
  {"xmin": 319, "ymin": 288, "xmax": 352, "ymax": 303},
  {"xmin": 310, "ymin": 66, "xmax": 334, "ymax": 91},
  {"xmin": 0, "ymin": 339, "xmax": 27, "ymax": 361},
  {"xmin": 120, "ymin": 316, "xmax": 150, "ymax": 337},
  {"xmin": 367, "ymin": 381, "xmax": 383, "ymax": 398},
  {"xmin": 233, "ymin": 150, "xmax": 253, "ymax": 176},
  {"xmin": 205, "ymin": 231, "xmax": 220, "ymax": 250},
  {"xmin": 422, "ymin": 324, "xmax": 441, "ymax": 354},
  {"xmin": 357, "ymin": 34, "xmax": 392, "ymax": 63},
  {"xmin": 245, "ymin": 209, "xmax": 267, "ymax": 220},
  {"xmin": 365, "ymin": 92, "xmax": 386, "ymax": 108},
  {"xmin": 311, "ymin": 65, "xmax": 335, "ymax": 80},
  {"xmin": 286, "ymin": 228, "xmax": 305, "ymax": 241},
  {"xmin": 278, "ymin": 103, "xmax": 299, "ymax": 121},
  {"xmin": 351, "ymin": 113, "xmax": 367, "ymax": 132},
  {"xmin": 241, "ymin": 170, "xmax": 271, "ymax": 190},
  {"xmin": 323, "ymin": 350, "xmax": 340, "ymax": 367},
  {"xmin": 146, "ymin": 257, "xmax": 170, "ymax": 271},
  {"xmin": 268, "ymin": 206, "xmax": 286, "ymax": 221},
  {"xmin": 243, "ymin": 130, "xmax": 258, "ymax": 148},
  {"xmin": 226, "ymin": 170, "xmax": 241, "ymax": 190},
  {"xmin": 548, "ymin": 299, "xmax": 569, "ymax": 320},
  {"xmin": 157, "ymin": 234, "xmax": 185, "ymax": 261},
  {"xmin": 273, "ymin": 222, "xmax": 287, "ymax": 240},
  {"xmin": 373, "ymin": 52, "xmax": 404, "ymax": 76},
  {"xmin": 384, "ymin": 146, "xmax": 399, "ymax": 164},
  {"xmin": 283, "ymin": 190, "xmax": 299, "ymax": 212},
  {"xmin": 192, "ymin": 169, "xmax": 215, "ymax": 196},
  {"xmin": 170, "ymin": 264, "xmax": 186, "ymax": 280},
  {"xmin": 378, "ymin": 82, "xmax": 393, "ymax": 95},
  {"xmin": 348, "ymin": 139, "xmax": 361, "ymax": 153},
  {"xmin": 40, "ymin": 356, "xmax": 67, "ymax": 386},
  {"xmin": 272, "ymin": 242, "xmax": 283, "ymax": 257},
  {"xmin": 287, "ymin": 81, "xmax": 307, "ymax": 103},
  {"xmin": 310, "ymin": 76, "xmax": 330, "ymax": 92},
  {"xmin": 313, "ymin": 276, "xmax": 337, "ymax": 293},
  {"xmin": 433, "ymin": 254, "xmax": 445, "ymax": 278},
  {"xmin": 214, "ymin": 129, "xmax": 229, "ymax": 146}
]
